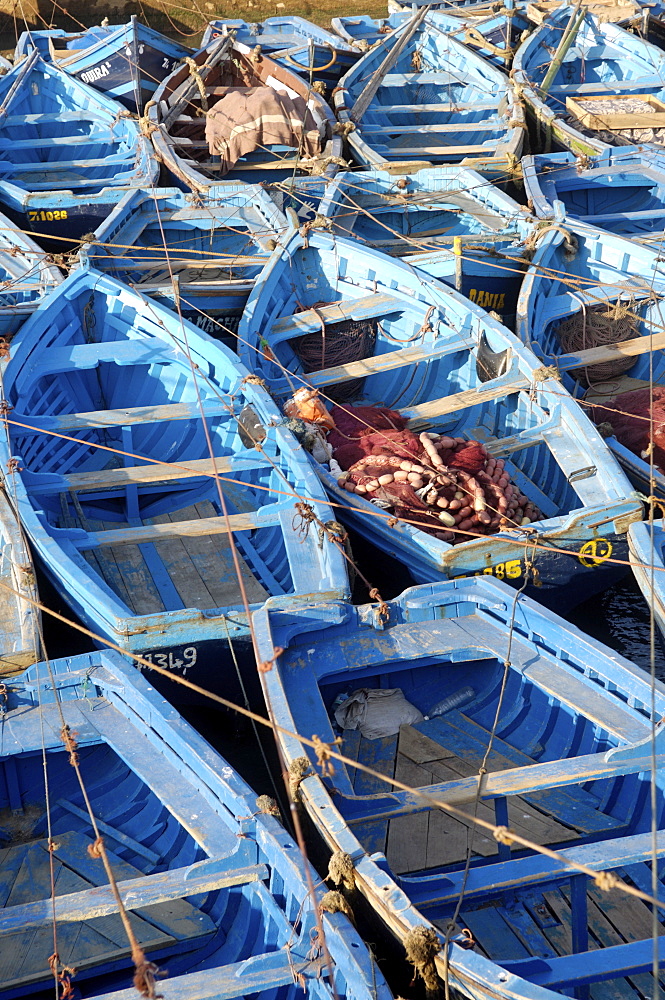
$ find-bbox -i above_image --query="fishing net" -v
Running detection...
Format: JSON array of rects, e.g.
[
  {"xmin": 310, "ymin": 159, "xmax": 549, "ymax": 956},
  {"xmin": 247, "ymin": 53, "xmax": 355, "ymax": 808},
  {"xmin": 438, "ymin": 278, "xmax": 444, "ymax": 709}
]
[
  {"xmin": 555, "ymin": 299, "xmax": 640, "ymax": 385},
  {"xmin": 330, "ymin": 404, "xmax": 542, "ymax": 541},
  {"xmin": 292, "ymin": 317, "xmax": 377, "ymax": 402},
  {"xmin": 590, "ymin": 385, "xmax": 665, "ymax": 473}
]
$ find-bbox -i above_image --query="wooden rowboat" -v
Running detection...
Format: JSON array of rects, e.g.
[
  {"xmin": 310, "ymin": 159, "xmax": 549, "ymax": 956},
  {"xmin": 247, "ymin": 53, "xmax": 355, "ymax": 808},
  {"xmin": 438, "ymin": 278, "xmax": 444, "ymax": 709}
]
[
  {"xmin": 202, "ymin": 16, "xmax": 359, "ymax": 88},
  {"xmin": 254, "ymin": 575, "xmax": 665, "ymax": 1000},
  {"xmin": 0, "ymin": 267, "xmax": 349, "ymax": 692},
  {"xmin": 238, "ymin": 230, "xmax": 642, "ymax": 610},
  {"xmin": 317, "ymin": 165, "xmax": 535, "ymax": 327},
  {"xmin": 0, "ymin": 49, "xmax": 158, "ymax": 241},
  {"xmin": 0, "ymin": 646, "xmax": 392, "ymax": 1000},
  {"xmin": 77, "ymin": 183, "xmax": 292, "ymax": 345},
  {"xmin": 14, "ymin": 16, "xmax": 191, "ymax": 113},
  {"xmin": 512, "ymin": 7, "xmax": 665, "ymax": 156},
  {"xmin": 522, "ymin": 146, "xmax": 665, "ymax": 240},
  {"xmin": 333, "ymin": 8, "xmax": 526, "ymax": 177},
  {"xmin": 149, "ymin": 34, "xmax": 342, "ymax": 191},
  {"xmin": 515, "ymin": 217, "xmax": 665, "ymax": 498}
]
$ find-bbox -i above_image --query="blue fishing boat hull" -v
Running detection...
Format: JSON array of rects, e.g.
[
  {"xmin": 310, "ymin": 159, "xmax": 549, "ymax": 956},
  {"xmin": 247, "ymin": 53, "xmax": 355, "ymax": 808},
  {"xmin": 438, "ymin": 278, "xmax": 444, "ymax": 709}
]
[
  {"xmin": 627, "ymin": 518, "xmax": 665, "ymax": 638},
  {"xmin": 0, "ymin": 50, "xmax": 158, "ymax": 240},
  {"xmin": 516, "ymin": 217, "xmax": 665, "ymax": 502},
  {"xmin": 77, "ymin": 184, "xmax": 292, "ymax": 342},
  {"xmin": 0, "ymin": 647, "xmax": 393, "ymax": 1000},
  {"xmin": 0, "ymin": 206, "xmax": 61, "ymax": 336},
  {"xmin": 15, "ymin": 17, "xmax": 191, "ymax": 112},
  {"xmin": 522, "ymin": 146, "xmax": 665, "ymax": 237},
  {"xmin": 238, "ymin": 230, "xmax": 641, "ymax": 610},
  {"xmin": 318, "ymin": 166, "xmax": 535, "ymax": 328},
  {"xmin": 254, "ymin": 575, "xmax": 665, "ymax": 1000},
  {"xmin": 334, "ymin": 11, "xmax": 525, "ymax": 176},
  {"xmin": 513, "ymin": 8, "xmax": 665, "ymax": 155},
  {"xmin": 0, "ymin": 267, "xmax": 348, "ymax": 693},
  {"xmin": 150, "ymin": 35, "xmax": 342, "ymax": 192},
  {"xmin": 203, "ymin": 16, "xmax": 358, "ymax": 87}
]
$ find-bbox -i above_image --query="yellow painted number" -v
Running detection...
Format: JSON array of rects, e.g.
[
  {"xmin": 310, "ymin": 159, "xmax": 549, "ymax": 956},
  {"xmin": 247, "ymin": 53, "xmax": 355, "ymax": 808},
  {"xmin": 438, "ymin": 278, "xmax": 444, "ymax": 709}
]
[
  {"xmin": 578, "ymin": 538, "xmax": 613, "ymax": 568},
  {"xmin": 28, "ymin": 209, "xmax": 68, "ymax": 223},
  {"xmin": 480, "ymin": 559, "xmax": 522, "ymax": 580}
]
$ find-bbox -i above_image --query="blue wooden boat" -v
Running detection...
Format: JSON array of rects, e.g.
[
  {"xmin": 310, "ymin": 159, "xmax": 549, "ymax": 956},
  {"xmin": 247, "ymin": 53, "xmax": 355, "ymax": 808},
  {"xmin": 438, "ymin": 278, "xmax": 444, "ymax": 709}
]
[
  {"xmin": 202, "ymin": 16, "xmax": 358, "ymax": 89},
  {"xmin": 149, "ymin": 35, "xmax": 342, "ymax": 192},
  {"xmin": 14, "ymin": 17, "xmax": 191, "ymax": 113},
  {"xmin": 0, "ymin": 267, "xmax": 348, "ymax": 691},
  {"xmin": 238, "ymin": 230, "xmax": 641, "ymax": 609},
  {"xmin": 0, "ymin": 207, "xmax": 61, "ymax": 337},
  {"xmin": 334, "ymin": 9, "xmax": 526, "ymax": 176},
  {"xmin": 522, "ymin": 146, "xmax": 665, "ymax": 239},
  {"xmin": 317, "ymin": 165, "xmax": 535, "ymax": 326},
  {"xmin": 0, "ymin": 49, "xmax": 158, "ymax": 241},
  {"xmin": 254, "ymin": 574, "xmax": 665, "ymax": 1000},
  {"xmin": 627, "ymin": 518, "xmax": 665, "ymax": 638},
  {"xmin": 0, "ymin": 646, "xmax": 393, "ymax": 1000},
  {"xmin": 515, "ymin": 217, "xmax": 665, "ymax": 498},
  {"xmin": 333, "ymin": 7, "xmax": 530, "ymax": 68},
  {"xmin": 513, "ymin": 6, "xmax": 665, "ymax": 155},
  {"xmin": 77, "ymin": 184, "xmax": 293, "ymax": 345}
]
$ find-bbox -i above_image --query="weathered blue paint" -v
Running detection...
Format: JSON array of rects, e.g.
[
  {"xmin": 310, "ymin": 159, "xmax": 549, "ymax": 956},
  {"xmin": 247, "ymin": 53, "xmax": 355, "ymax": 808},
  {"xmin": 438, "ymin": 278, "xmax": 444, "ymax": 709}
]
[
  {"xmin": 334, "ymin": 12, "xmax": 525, "ymax": 176},
  {"xmin": 238, "ymin": 229, "xmax": 642, "ymax": 610},
  {"xmin": 516, "ymin": 217, "xmax": 665, "ymax": 500},
  {"xmin": 513, "ymin": 8, "xmax": 665, "ymax": 155},
  {"xmin": 0, "ymin": 50, "xmax": 158, "ymax": 238},
  {"xmin": 252, "ymin": 575, "xmax": 665, "ymax": 1000},
  {"xmin": 318, "ymin": 166, "xmax": 535, "ymax": 327},
  {"xmin": 76, "ymin": 184, "xmax": 292, "ymax": 342},
  {"xmin": 149, "ymin": 35, "xmax": 342, "ymax": 193},
  {"xmin": 0, "ymin": 648, "xmax": 392, "ymax": 1000},
  {"xmin": 202, "ymin": 16, "xmax": 358, "ymax": 87},
  {"xmin": 333, "ymin": 7, "xmax": 530, "ymax": 69},
  {"xmin": 15, "ymin": 16, "xmax": 191, "ymax": 112},
  {"xmin": 0, "ymin": 268, "xmax": 348, "ymax": 692},
  {"xmin": 628, "ymin": 519, "xmax": 665, "ymax": 639},
  {"xmin": 522, "ymin": 146, "xmax": 665, "ymax": 237}
]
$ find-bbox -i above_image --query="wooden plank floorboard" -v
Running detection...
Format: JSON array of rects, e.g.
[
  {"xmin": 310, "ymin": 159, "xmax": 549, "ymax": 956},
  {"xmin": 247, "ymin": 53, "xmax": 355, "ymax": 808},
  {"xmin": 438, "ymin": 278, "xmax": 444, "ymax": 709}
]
[
  {"xmin": 61, "ymin": 499, "xmax": 269, "ymax": 613},
  {"xmin": 387, "ymin": 755, "xmax": 431, "ymax": 874},
  {"xmin": 462, "ymin": 905, "xmax": 531, "ymax": 962},
  {"xmin": 354, "ymin": 734, "xmax": 397, "ymax": 856}
]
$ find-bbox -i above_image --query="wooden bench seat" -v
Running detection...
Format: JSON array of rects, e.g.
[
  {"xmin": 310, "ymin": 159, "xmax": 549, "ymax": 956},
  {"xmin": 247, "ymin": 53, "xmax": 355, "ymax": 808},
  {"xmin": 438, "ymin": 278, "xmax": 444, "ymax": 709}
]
[
  {"xmin": 501, "ymin": 937, "xmax": 665, "ymax": 989},
  {"xmin": 400, "ymin": 830, "xmax": 665, "ymax": 908},
  {"xmin": 268, "ymin": 292, "xmax": 404, "ymax": 342},
  {"xmin": 363, "ymin": 121, "xmax": 503, "ymax": 134},
  {"xmin": 11, "ymin": 398, "xmax": 229, "ymax": 434},
  {"xmin": 73, "ymin": 500, "xmax": 291, "ymax": 551},
  {"xmin": 24, "ymin": 453, "xmax": 269, "ymax": 494}
]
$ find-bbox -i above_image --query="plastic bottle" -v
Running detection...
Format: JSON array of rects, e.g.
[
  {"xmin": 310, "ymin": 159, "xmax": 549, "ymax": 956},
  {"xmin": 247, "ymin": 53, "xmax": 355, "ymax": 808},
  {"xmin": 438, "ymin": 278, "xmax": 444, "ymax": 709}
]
[{"xmin": 424, "ymin": 686, "xmax": 475, "ymax": 720}]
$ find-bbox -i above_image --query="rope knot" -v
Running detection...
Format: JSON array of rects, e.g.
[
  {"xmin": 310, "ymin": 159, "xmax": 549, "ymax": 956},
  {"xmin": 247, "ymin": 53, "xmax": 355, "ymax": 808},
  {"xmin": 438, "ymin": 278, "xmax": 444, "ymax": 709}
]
[
  {"xmin": 87, "ymin": 836, "xmax": 104, "ymax": 859},
  {"xmin": 255, "ymin": 794, "xmax": 280, "ymax": 817},
  {"xmin": 0, "ymin": 338, "xmax": 11, "ymax": 360},
  {"xmin": 288, "ymin": 755, "xmax": 311, "ymax": 798},
  {"xmin": 531, "ymin": 365, "xmax": 561, "ymax": 383},
  {"xmin": 404, "ymin": 925, "xmax": 442, "ymax": 998},
  {"xmin": 133, "ymin": 955, "xmax": 166, "ymax": 998},
  {"xmin": 368, "ymin": 588, "xmax": 390, "ymax": 622},
  {"xmin": 60, "ymin": 724, "xmax": 79, "ymax": 766},
  {"xmin": 492, "ymin": 825, "xmax": 515, "ymax": 846},
  {"xmin": 327, "ymin": 850, "xmax": 356, "ymax": 892},
  {"xmin": 594, "ymin": 870, "xmax": 618, "ymax": 891},
  {"xmin": 258, "ymin": 645, "xmax": 283, "ymax": 674},
  {"xmin": 240, "ymin": 373, "xmax": 269, "ymax": 390},
  {"xmin": 320, "ymin": 889, "xmax": 355, "ymax": 923},
  {"xmin": 311, "ymin": 733, "xmax": 342, "ymax": 777},
  {"xmin": 48, "ymin": 954, "xmax": 77, "ymax": 1000},
  {"xmin": 293, "ymin": 501, "xmax": 316, "ymax": 538}
]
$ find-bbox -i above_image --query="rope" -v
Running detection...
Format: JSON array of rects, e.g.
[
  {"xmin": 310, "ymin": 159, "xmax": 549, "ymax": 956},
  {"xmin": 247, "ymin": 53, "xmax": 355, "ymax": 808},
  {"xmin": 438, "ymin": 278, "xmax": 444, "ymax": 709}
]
[
  {"xmin": 556, "ymin": 297, "xmax": 641, "ymax": 385},
  {"xmin": 184, "ymin": 55, "xmax": 208, "ymax": 113}
]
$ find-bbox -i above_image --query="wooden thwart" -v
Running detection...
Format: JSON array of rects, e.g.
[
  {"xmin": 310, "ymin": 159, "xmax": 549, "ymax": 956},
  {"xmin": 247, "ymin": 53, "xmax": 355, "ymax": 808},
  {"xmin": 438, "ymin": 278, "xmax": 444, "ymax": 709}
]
[
  {"xmin": 270, "ymin": 291, "xmax": 403, "ymax": 340},
  {"xmin": 75, "ymin": 504, "xmax": 287, "ymax": 549},
  {"xmin": 10, "ymin": 398, "xmax": 229, "ymax": 434}
]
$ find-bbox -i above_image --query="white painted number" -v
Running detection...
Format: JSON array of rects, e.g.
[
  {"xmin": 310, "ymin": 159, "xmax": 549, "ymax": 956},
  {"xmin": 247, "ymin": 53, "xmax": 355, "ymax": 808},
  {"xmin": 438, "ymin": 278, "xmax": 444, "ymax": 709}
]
[{"xmin": 142, "ymin": 646, "xmax": 198, "ymax": 673}]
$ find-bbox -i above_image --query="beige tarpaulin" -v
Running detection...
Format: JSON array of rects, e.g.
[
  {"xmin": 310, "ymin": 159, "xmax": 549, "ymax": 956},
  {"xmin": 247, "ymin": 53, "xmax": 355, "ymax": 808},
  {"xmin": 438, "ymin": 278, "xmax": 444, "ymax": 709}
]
[{"xmin": 205, "ymin": 85, "xmax": 322, "ymax": 175}]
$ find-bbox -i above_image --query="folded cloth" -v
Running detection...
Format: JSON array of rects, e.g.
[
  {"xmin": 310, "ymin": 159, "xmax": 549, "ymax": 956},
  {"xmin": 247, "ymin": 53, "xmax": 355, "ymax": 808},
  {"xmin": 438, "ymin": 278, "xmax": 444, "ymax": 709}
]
[
  {"xmin": 334, "ymin": 687, "xmax": 423, "ymax": 740},
  {"xmin": 205, "ymin": 85, "xmax": 322, "ymax": 176}
]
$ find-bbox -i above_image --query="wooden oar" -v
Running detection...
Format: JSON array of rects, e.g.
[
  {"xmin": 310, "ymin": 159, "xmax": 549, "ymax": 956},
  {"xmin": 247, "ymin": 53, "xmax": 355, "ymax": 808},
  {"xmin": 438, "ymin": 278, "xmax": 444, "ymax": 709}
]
[{"xmin": 351, "ymin": 4, "xmax": 431, "ymax": 123}]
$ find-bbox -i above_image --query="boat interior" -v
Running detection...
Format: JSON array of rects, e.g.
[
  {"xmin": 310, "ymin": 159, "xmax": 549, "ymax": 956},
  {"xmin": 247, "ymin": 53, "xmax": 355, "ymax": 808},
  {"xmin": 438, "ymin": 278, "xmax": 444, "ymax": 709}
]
[
  {"xmin": 272, "ymin": 594, "xmax": 665, "ymax": 1000},
  {"xmin": 7, "ymin": 275, "xmax": 338, "ymax": 626}
]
